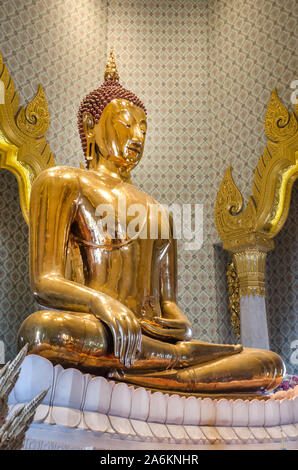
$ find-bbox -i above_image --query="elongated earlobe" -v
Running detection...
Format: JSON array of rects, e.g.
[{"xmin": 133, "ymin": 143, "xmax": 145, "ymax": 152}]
[{"xmin": 82, "ymin": 112, "xmax": 95, "ymax": 167}]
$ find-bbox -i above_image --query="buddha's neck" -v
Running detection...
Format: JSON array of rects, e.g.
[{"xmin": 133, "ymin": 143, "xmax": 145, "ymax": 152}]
[{"xmin": 91, "ymin": 156, "xmax": 132, "ymax": 183}]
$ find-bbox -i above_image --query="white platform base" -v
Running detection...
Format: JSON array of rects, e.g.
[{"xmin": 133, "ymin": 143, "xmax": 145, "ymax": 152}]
[
  {"xmin": 7, "ymin": 354, "xmax": 298, "ymax": 450},
  {"xmin": 23, "ymin": 422, "xmax": 298, "ymax": 450}
]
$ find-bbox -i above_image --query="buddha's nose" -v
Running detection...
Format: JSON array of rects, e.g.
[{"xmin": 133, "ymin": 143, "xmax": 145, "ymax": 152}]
[{"xmin": 133, "ymin": 125, "xmax": 145, "ymax": 142}]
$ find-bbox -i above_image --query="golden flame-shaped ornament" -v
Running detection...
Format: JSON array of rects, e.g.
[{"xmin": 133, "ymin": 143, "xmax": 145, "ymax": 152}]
[{"xmin": 104, "ymin": 48, "xmax": 119, "ymax": 82}]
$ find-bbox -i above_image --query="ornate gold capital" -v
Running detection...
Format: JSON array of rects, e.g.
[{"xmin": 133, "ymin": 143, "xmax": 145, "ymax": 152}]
[{"xmin": 232, "ymin": 249, "xmax": 268, "ymax": 297}]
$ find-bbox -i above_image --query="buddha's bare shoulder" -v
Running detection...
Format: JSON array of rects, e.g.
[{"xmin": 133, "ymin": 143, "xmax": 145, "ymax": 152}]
[{"xmin": 33, "ymin": 165, "xmax": 87, "ymax": 187}]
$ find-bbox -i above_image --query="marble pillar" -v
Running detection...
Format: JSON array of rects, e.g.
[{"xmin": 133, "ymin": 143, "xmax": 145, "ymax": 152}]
[
  {"xmin": 233, "ymin": 249, "xmax": 270, "ymax": 350},
  {"xmin": 240, "ymin": 295, "xmax": 269, "ymax": 349}
]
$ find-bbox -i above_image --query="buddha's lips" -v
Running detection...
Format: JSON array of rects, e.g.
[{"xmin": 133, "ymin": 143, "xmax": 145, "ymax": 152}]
[{"xmin": 127, "ymin": 146, "xmax": 141, "ymax": 156}]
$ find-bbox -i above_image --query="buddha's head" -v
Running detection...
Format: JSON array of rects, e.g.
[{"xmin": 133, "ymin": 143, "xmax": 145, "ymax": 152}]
[{"xmin": 78, "ymin": 50, "xmax": 147, "ymax": 174}]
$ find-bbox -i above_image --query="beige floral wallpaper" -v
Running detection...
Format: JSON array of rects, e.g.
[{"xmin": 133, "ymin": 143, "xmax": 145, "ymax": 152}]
[{"xmin": 0, "ymin": 0, "xmax": 297, "ymax": 373}]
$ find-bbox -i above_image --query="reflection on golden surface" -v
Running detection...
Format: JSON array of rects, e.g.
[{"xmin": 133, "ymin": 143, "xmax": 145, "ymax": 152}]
[{"xmin": 18, "ymin": 51, "xmax": 285, "ymax": 395}]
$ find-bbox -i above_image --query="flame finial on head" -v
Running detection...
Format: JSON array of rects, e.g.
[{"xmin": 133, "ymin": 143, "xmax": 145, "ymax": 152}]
[{"xmin": 104, "ymin": 48, "xmax": 119, "ymax": 82}]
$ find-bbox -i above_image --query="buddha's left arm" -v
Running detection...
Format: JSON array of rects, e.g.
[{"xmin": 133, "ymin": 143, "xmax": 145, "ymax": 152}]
[
  {"xmin": 158, "ymin": 237, "xmax": 193, "ymax": 341},
  {"xmin": 140, "ymin": 236, "xmax": 193, "ymax": 342},
  {"xmin": 140, "ymin": 216, "xmax": 193, "ymax": 342}
]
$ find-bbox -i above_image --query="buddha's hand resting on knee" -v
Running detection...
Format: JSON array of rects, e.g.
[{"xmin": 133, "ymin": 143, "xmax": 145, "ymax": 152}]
[
  {"xmin": 140, "ymin": 300, "xmax": 193, "ymax": 342},
  {"xmin": 140, "ymin": 316, "xmax": 193, "ymax": 342},
  {"xmin": 89, "ymin": 294, "xmax": 142, "ymax": 367}
]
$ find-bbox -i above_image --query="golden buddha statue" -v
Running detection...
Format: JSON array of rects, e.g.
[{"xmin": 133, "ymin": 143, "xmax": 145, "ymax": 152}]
[{"xmin": 17, "ymin": 51, "xmax": 285, "ymax": 394}]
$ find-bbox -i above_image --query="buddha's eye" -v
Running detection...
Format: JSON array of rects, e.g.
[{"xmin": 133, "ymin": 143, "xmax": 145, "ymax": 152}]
[{"xmin": 118, "ymin": 120, "xmax": 131, "ymax": 128}]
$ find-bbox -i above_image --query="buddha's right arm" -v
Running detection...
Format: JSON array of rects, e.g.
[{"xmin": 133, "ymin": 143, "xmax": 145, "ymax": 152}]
[{"xmin": 29, "ymin": 167, "xmax": 141, "ymax": 366}]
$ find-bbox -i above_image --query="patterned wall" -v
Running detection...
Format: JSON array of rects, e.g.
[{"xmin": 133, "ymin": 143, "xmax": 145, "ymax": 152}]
[
  {"xmin": 0, "ymin": 171, "xmax": 36, "ymax": 360},
  {"xmin": 267, "ymin": 183, "xmax": 298, "ymax": 375},
  {"xmin": 0, "ymin": 0, "xmax": 297, "ymax": 371}
]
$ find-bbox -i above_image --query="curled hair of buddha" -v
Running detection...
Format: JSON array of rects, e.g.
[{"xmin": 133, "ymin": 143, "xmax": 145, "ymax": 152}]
[{"xmin": 77, "ymin": 50, "xmax": 146, "ymax": 167}]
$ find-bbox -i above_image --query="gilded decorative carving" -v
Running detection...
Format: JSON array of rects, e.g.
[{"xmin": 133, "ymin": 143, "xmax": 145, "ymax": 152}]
[
  {"xmin": 215, "ymin": 166, "xmax": 257, "ymax": 240},
  {"xmin": 216, "ymin": 88, "xmax": 298, "ymax": 253},
  {"xmin": 226, "ymin": 261, "xmax": 240, "ymax": 341},
  {"xmin": 0, "ymin": 50, "xmax": 55, "ymax": 223},
  {"xmin": 16, "ymin": 85, "xmax": 50, "ymax": 139},
  {"xmin": 264, "ymin": 88, "xmax": 298, "ymax": 142}
]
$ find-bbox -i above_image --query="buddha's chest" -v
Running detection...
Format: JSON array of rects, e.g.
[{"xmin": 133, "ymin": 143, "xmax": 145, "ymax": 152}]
[{"xmin": 76, "ymin": 179, "xmax": 169, "ymax": 245}]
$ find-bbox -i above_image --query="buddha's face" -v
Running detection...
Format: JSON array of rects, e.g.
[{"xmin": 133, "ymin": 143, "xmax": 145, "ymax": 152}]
[{"xmin": 94, "ymin": 99, "xmax": 147, "ymax": 172}]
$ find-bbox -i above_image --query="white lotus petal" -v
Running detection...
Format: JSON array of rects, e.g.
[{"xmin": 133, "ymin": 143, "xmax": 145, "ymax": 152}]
[
  {"xmin": 167, "ymin": 424, "xmax": 187, "ymax": 441},
  {"xmin": 83, "ymin": 376, "xmax": 113, "ymax": 414},
  {"xmin": 166, "ymin": 394, "xmax": 185, "ymax": 425},
  {"xmin": 200, "ymin": 425, "xmax": 220, "ymax": 443},
  {"xmin": 148, "ymin": 392, "xmax": 168, "ymax": 424},
  {"xmin": 109, "ymin": 415, "xmax": 135, "ymax": 436},
  {"xmin": 14, "ymin": 354, "xmax": 53, "ymax": 404},
  {"xmin": 129, "ymin": 387, "xmax": 150, "ymax": 420},
  {"xmin": 52, "ymin": 406, "xmax": 81, "ymax": 428},
  {"xmin": 200, "ymin": 398, "xmax": 216, "ymax": 425},
  {"xmin": 130, "ymin": 419, "xmax": 153, "ymax": 439},
  {"xmin": 52, "ymin": 368, "xmax": 85, "ymax": 409},
  {"xmin": 280, "ymin": 398, "xmax": 294, "ymax": 425},
  {"xmin": 148, "ymin": 422, "xmax": 171, "ymax": 440},
  {"xmin": 266, "ymin": 426, "xmax": 284, "ymax": 441},
  {"xmin": 215, "ymin": 399, "xmax": 232, "ymax": 426},
  {"xmin": 232, "ymin": 426, "xmax": 252, "ymax": 442},
  {"xmin": 83, "ymin": 412, "xmax": 110, "ymax": 433},
  {"xmin": 33, "ymin": 404, "xmax": 50, "ymax": 423},
  {"xmin": 109, "ymin": 383, "xmax": 133, "ymax": 418},
  {"xmin": 216, "ymin": 426, "xmax": 237, "ymax": 443},
  {"xmin": 232, "ymin": 399, "xmax": 249, "ymax": 426},
  {"xmin": 248, "ymin": 399, "xmax": 265, "ymax": 427},
  {"xmin": 249, "ymin": 427, "xmax": 270, "ymax": 442},
  {"xmin": 183, "ymin": 425, "xmax": 205, "ymax": 443},
  {"xmin": 281, "ymin": 424, "xmax": 298, "ymax": 439},
  {"xmin": 183, "ymin": 397, "xmax": 201, "ymax": 425},
  {"xmin": 264, "ymin": 399, "xmax": 280, "ymax": 426}
]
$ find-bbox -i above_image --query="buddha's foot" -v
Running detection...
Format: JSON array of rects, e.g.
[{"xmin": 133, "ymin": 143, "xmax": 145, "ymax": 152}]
[{"xmin": 109, "ymin": 348, "xmax": 285, "ymax": 393}]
